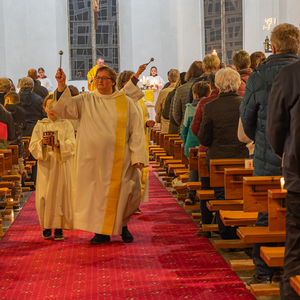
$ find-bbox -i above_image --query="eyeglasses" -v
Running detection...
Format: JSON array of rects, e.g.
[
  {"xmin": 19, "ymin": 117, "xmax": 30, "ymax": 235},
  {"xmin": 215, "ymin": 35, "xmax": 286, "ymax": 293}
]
[{"xmin": 95, "ymin": 76, "xmax": 112, "ymax": 81}]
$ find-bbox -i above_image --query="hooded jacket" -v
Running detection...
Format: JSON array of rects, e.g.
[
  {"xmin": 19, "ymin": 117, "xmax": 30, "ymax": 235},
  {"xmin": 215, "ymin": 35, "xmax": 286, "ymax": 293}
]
[
  {"xmin": 5, "ymin": 102, "xmax": 26, "ymax": 157},
  {"xmin": 19, "ymin": 90, "xmax": 45, "ymax": 136}
]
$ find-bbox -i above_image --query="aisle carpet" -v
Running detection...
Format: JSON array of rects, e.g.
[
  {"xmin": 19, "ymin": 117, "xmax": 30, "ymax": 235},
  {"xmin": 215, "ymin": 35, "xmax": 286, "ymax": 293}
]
[{"xmin": 0, "ymin": 171, "xmax": 255, "ymax": 300}]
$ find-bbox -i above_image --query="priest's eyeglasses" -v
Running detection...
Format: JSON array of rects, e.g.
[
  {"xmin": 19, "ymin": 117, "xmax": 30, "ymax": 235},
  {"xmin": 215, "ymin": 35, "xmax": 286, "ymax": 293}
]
[{"xmin": 95, "ymin": 76, "xmax": 112, "ymax": 81}]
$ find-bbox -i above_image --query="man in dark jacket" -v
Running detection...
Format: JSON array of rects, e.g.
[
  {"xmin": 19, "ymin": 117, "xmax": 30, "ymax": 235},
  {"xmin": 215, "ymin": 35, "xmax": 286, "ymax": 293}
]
[
  {"xmin": 240, "ymin": 23, "xmax": 300, "ymax": 286},
  {"xmin": 19, "ymin": 77, "xmax": 45, "ymax": 187},
  {"xmin": 0, "ymin": 77, "xmax": 12, "ymax": 106},
  {"xmin": 267, "ymin": 60, "xmax": 300, "ymax": 300},
  {"xmin": 4, "ymin": 91, "xmax": 26, "ymax": 208},
  {"xmin": 27, "ymin": 69, "xmax": 48, "ymax": 100}
]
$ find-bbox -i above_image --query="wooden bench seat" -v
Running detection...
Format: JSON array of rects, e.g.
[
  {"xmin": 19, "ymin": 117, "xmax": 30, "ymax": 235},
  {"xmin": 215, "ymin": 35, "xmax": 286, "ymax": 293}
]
[
  {"xmin": 237, "ymin": 226, "xmax": 286, "ymax": 243},
  {"xmin": 220, "ymin": 210, "xmax": 258, "ymax": 226},
  {"xmin": 174, "ymin": 169, "xmax": 188, "ymax": 177},
  {"xmin": 179, "ymin": 174, "xmax": 189, "ymax": 183},
  {"xmin": 250, "ymin": 283, "xmax": 280, "ymax": 297},
  {"xmin": 183, "ymin": 203, "xmax": 199, "ymax": 211},
  {"xmin": 167, "ymin": 164, "xmax": 186, "ymax": 175},
  {"xmin": 196, "ymin": 190, "xmax": 215, "ymax": 200},
  {"xmin": 290, "ymin": 276, "xmax": 300, "ymax": 297},
  {"xmin": 2, "ymin": 175, "xmax": 21, "ymax": 182},
  {"xmin": 164, "ymin": 159, "xmax": 182, "ymax": 166},
  {"xmin": 191, "ymin": 212, "xmax": 201, "ymax": 219},
  {"xmin": 207, "ymin": 200, "xmax": 244, "ymax": 211},
  {"xmin": 229, "ymin": 259, "xmax": 255, "ymax": 271},
  {"xmin": 0, "ymin": 188, "xmax": 9, "ymax": 196},
  {"xmin": 214, "ymin": 239, "xmax": 252, "ymax": 249},
  {"xmin": 260, "ymin": 246, "xmax": 284, "ymax": 267},
  {"xmin": 186, "ymin": 182, "xmax": 201, "ymax": 191},
  {"xmin": 0, "ymin": 181, "xmax": 14, "ymax": 188},
  {"xmin": 202, "ymin": 224, "xmax": 219, "ymax": 232}
]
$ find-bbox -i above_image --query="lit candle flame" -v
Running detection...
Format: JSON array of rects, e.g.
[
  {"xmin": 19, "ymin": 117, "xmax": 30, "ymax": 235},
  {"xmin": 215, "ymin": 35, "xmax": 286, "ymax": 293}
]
[
  {"xmin": 212, "ymin": 49, "xmax": 217, "ymax": 56},
  {"xmin": 280, "ymin": 177, "xmax": 285, "ymax": 190}
]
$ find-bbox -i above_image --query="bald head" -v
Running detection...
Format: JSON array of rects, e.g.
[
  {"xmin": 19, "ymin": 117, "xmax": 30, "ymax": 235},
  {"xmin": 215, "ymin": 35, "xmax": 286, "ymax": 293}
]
[{"xmin": 28, "ymin": 69, "xmax": 37, "ymax": 81}]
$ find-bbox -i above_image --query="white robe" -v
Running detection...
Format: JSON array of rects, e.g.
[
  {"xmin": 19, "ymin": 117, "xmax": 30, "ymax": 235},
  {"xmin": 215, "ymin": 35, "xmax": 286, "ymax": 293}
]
[
  {"xmin": 49, "ymin": 88, "xmax": 148, "ymax": 235},
  {"xmin": 121, "ymin": 80, "xmax": 150, "ymax": 203},
  {"xmin": 29, "ymin": 118, "xmax": 76, "ymax": 231}
]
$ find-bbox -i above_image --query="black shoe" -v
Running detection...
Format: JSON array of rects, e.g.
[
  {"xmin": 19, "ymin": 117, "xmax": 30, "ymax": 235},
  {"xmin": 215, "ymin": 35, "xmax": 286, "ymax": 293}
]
[
  {"xmin": 184, "ymin": 194, "xmax": 195, "ymax": 205},
  {"xmin": 42, "ymin": 229, "xmax": 52, "ymax": 240},
  {"xmin": 195, "ymin": 228, "xmax": 211, "ymax": 238},
  {"xmin": 246, "ymin": 274, "xmax": 272, "ymax": 286},
  {"xmin": 121, "ymin": 226, "xmax": 133, "ymax": 243},
  {"xmin": 13, "ymin": 205, "xmax": 22, "ymax": 212},
  {"xmin": 90, "ymin": 234, "xmax": 110, "ymax": 245},
  {"xmin": 54, "ymin": 229, "xmax": 64, "ymax": 241},
  {"xmin": 134, "ymin": 208, "xmax": 141, "ymax": 215}
]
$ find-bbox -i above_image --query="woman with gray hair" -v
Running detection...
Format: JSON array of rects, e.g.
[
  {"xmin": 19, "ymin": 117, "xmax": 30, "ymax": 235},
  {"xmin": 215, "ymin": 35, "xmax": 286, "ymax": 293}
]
[{"xmin": 198, "ymin": 67, "xmax": 248, "ymax": 240}]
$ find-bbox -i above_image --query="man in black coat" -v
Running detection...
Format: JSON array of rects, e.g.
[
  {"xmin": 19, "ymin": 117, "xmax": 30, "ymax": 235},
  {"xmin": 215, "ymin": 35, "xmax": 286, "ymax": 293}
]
[
  {"xmin": 19, "ymin": 77, "xmax": 46, "ymax": 187},
  {"xmin": 27, "ymin": 69, "xmax": 48, "ymax": 100},
  {"xmin": 240, "ymin": 23, "xmax": 300, "ymax": 286},
  {"xmin": 267, "ymin": 60, "xmax": 300, "ymax": 300}
]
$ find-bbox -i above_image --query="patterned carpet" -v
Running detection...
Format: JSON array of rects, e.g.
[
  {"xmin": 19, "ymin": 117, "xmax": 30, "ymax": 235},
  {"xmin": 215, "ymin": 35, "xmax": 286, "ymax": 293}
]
[{"xmin": 0, "ymin": 171, "xmax": 255, "ymax": 300}]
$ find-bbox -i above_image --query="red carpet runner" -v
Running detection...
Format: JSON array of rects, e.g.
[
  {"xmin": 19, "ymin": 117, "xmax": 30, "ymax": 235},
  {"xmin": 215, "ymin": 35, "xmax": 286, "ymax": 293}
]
[{"xmin": 0, "ymin": 171, "xmax": 255, "ymax": 299}]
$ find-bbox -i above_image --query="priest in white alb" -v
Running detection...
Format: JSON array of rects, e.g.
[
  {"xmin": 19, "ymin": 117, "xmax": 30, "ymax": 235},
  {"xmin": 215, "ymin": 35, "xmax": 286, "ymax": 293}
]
[{"xmin": 50, "ymin": 66, "xmax": 148, "ymax": 245}]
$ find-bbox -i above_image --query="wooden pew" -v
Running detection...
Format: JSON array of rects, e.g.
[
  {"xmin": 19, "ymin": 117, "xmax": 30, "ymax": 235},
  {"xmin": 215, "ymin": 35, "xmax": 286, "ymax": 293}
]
[
  {"xmin": 268, "ymin": 189, "xmax": 286, "ymax": 231},
  {"xmin": 198, "ymin": 152, "xmax": 209, "ymax": 178},
  {"xmin": 189, "ymin": 148, "xmax": 198, "ymax": 171},
  {"xmin": 7, "ymin": 145, "xmax": 19, "ymax": 165},
  {"xmin": 210, "ymin": 158, "xmax": 245, "ymax": 187},
  {"xmin": 260, "ymin": 246, "xmax": 284, "ymax": 267},
  {"xmin": 219, "ymin": 210, "xmax": 258, "ymax": 226},
  {"xmin": 224, "ymin": 168, "xmax": 253, "ymax": 200},
  {"xmin": 236, "ymin": 227, "xmax": 286, "ymax": 243},
  {"xmin": 22, "ymin": 137, "xmax": 31, "ymax": 158},
  {"xmin": 250, "ymin": 283, "xmax": 280, "ymax": 297},
  {"xmin": 180, "ymin": 144, "xmax": 189, "ymax": 165},
  {"xmin": 174, "ymin": 140, "xmax": 183, "ymax": 160},
  {"xmin": 290, "ymin": 276, "xmax": 300, "ymax": 297},
  {"xmin": 243, "ymin": 176, "xmax": 282, "ymax": 212},
  {"xmin": 164, "ymin": 134, "xmax": 180, "ymax": 153},
  {"xmin": 0, "ymin": 153, "xmax": 4, "ymax": 177},
  {"xmin": 207, "ymin": 199, "xmax": 244, "ymax": 211},
  {"xmin": 0, "ymin": 149, "xmax": 13, "ymax": 171}
]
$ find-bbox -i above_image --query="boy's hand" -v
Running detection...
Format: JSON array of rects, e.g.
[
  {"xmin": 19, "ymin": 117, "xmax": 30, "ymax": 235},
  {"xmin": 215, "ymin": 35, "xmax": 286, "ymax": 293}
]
[{"xmin": 43, "ymin": 136, "xmax": 50, "ymax": 145}]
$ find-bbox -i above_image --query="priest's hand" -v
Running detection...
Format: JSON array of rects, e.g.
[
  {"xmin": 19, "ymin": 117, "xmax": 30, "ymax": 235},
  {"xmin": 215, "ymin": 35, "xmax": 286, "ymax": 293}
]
[
  {"xmin": 146, "ymin": 120, "xmax": 155, "ymax": 127},
  {"xmin": 134, "ymin": 64, "xmax": 147, "ymax": 79},
  {"xmin": 133, "ymin": 163, "xmax": 144, "ymax": 170},
  {"xmin": 55, "ymin": 68, "xmax": 67, "ymax": 92}
]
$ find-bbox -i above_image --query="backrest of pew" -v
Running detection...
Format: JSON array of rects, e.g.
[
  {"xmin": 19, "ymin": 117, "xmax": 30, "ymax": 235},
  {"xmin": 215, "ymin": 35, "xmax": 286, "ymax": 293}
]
[
  {"xmin": 198, "ymin": 152, "xmax": 209, "ymax": 177},
  {"xmin": 243, "ymin": 176, "xmax": 283, "ymax": 212},
  {"xmin": 154, "ymin": 130, "xmax": 161, "ymax": 145},
  {"xmin": 0, "ymin": 149, "xmax": 13, "ymax": 171},
  {"xmin": 164, "ymin": 134, "xmax": 180, "ymax": 153},
  {"xmin": 0, "ymin": 153, "xmax": 4, "ymax": 176},
  {"xmin": 210, "ymin": 159, "xmax": 245, "ymax": 187},
  {"xmin": 224, "ymin": 168, "xmax": 254, "ymax": 199},
  {"xmin": 189, "ymin": 148, "xmax": 198, "ymax": 171},
  {"xmin": 22, "ymin": 136, "xmax": 31, "ymax": 158},
  {"xmin": 181, "ymin": 144, "xmax": 189, "ymax": 165},
  {"xmin": 169, "ymin": 137, "xmax": 181, "ymax": 156},
  {"xmin": 174, "ymin": 140, "xmax": 183, "ymax": 160},
  {"xmin": 159, "ymin": 133, "xmax": 167, "ymax": 149},
  {"xmin": 268, "ymin": 189, "xmax": 287, "ymax": 232},
  {"xmin": 7, "ymin": 145, "xmax": 19, "ymax": 165}
]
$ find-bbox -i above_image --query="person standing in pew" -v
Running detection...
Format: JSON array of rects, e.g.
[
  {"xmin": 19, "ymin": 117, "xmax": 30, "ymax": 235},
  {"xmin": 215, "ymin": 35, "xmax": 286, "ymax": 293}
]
[
  {"xmin": 191, "ymin": 72, "xmax": 219, "ymax": 237},
  {"xmin": 267, "ymin": 59, "xmax": 300, "ymax": 300},
  {"xmin": 198, "ymin": 67, "xmax": 248, "ymax": 240},
  {"xmin": 240, "ymin": 23, "xmax": 300, "ymax": 286},
  {"xmin": 29, "ymin": 95, "xmax": 76, "ymax": 241},
  {"xmin": 182, "ymin": 82, "xmax": 211, "ymax": 206},
  {"xmin": 4, "ymin": 91, "xmax": 26, "ymax": 211},
  {"xmin": 51, "ymin": 66, "xmax": 148, "ymax": 245}
]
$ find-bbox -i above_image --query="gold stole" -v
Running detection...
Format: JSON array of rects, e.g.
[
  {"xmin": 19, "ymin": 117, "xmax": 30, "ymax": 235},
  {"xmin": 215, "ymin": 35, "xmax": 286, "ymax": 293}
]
[
  {"xmin": 139, "ymin": 99, "xmax": 149, "ymax": 200},
  {"xmin": 102, "ymin": 94, "xmax": 127, "ymax": 235}
]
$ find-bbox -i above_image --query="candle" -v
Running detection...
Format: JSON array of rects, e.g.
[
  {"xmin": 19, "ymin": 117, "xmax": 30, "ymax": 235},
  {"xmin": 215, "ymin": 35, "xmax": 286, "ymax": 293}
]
[
  {"xmin": 146, "ymin": 77, "xmax": 149, "ymax": 85},
  {"xmin": 212, "ymin": 49, "xmax": 217, "ymax": 56},
  {"xmin": 140, "ymin": 79, "xmax": 143, "ymax": 87},
  {"xmin": 280, "ymin": 177, "xmax": 285, "ymax": 190},
  {"xmin": 142, "ymin": 76, "xmax": 146, "ymax": 85}
]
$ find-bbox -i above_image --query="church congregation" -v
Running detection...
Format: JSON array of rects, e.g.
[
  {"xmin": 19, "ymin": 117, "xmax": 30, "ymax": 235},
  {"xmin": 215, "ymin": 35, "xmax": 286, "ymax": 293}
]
[{"xmin": 1, "ymin": 20, "xmax": 300, "ymax": 300}]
